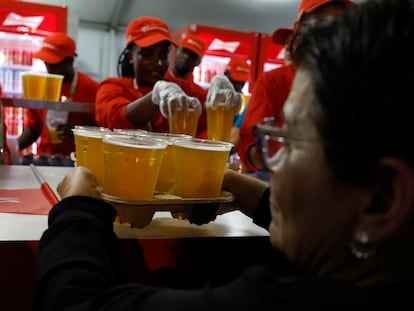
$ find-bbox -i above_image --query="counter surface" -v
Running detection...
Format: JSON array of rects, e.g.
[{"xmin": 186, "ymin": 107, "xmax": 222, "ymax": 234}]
[{"xmin": 0, "ymin": 165, "xmax": 269, "ymax": 240}]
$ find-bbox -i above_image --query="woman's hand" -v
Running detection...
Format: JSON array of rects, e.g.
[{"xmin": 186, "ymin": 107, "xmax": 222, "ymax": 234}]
[
  {"xmin": 221, "ymin": 169, "xmax": 269, "ymax": 218},
  {"xmin": 57, "ymin": 166, "xmax": 100, "ymax": 199}
]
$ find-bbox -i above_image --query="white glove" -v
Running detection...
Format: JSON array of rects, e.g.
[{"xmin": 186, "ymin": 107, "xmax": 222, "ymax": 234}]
[
  {"xmin": 205, "ymin": 75, "xmax": 242, "ymax": 112},
  {"xmin": 152, "ymin": 81, "xmax": 202, "ymax": 118}
]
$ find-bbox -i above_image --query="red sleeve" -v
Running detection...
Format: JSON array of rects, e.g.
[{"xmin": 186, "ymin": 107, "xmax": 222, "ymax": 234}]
[
  {"xmin": 95, "ymin": 77, "xmax": 169, "ymax": 132},
  {"xmin": 25, "ymin": 109, "xmax": 46, "ymax": 135},
  {"xmin": 95, "ymin": 77, "xmax": 140, "ymax": 130},
  {"xmin": 66, "ymin": 72, "xmax": 100, "ymax": 128},
  {"xmin": 238, "ymin": 64, "xmax": 295, "ymax": 171}
]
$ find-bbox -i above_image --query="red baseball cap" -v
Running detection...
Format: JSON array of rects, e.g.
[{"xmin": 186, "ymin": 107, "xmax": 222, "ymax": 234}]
[
  {"xmin": 126, "ymin": 16, "xmax": 175, "ymax": 48},
  {"xmin": 297, "ymin": 0, "xmax": 355, "ymax": 21},
  {"xmin": 33, "ymin": 32, "xmax": 77, "ymax": 64},
  {"xmin": 179, "ymin": 33, "xmax": 206, "ymax": 57},
  {"xmin": 227, "ymin": 58, "xmax": 251, "ymax": 82},
  {"xmin": 272, "ymin": 27, "xmax": 294, "ymax": 45}
]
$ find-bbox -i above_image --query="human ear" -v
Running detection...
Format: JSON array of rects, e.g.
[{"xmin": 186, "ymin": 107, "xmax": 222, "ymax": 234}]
[{"xmin": 357, "ymin": 157, "xmax": 414, "ymax": 243}]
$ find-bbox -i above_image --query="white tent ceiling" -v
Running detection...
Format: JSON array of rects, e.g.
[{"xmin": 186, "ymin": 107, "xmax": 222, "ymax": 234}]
[{"xmin": 24, "ymin": 0, "xmax": 306, "ymax": 34}]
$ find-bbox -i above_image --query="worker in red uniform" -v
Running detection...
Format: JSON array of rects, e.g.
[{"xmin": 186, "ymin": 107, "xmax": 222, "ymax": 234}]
[
  {"xmin": 165, "ymin": 33, "xmax": 208, "ymax": 137},
  {"xmin": 238, "ymin": 0, "xmax": 355, "ymax": 171},
  {"xmin": 95, "ymin": 17, "xmax": 201, "ymax": 133},
  {"xmin": 18, "ymin": 32, "xmax": 99, "ymax": 157},
  {"xmin": 95, "ymin": 17, "xmax": 240, "ymax": 138}
]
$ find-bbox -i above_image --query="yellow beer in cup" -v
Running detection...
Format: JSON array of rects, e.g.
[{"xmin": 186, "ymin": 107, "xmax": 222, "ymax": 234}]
[
  {"xmin": 102, "ymin": 134, "xmax": 167, "ymax": 201},
  {"xmin": 172, "ymin": 138, "xmax": 233, "ymax": 198},
  {"xmin": 44, "ymin": 73, "xmax": 64, "ymax": 101},
  {"xmin": 168, "ymin": 108, "xmax": 199, "ymax": 137},
  {"xmin": 141, "ymin": 132, "xmax": 191, "ymax": 193},
  {"xmin": 72, "ymin": 126, "xmax": 111, "ymax": 187},
  {"xmin": 206, "ymin": 104, "xmax": 237, "ymax": 142},
  {"xmin": 21, "ymin": 72, "xmax": 47, "ymax": 100}
]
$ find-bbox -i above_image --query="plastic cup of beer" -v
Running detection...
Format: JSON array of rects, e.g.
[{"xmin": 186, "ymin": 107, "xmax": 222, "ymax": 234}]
[
  {"xmin": 102, "ymin": 134, "xmax": 167, "ymax": 201},
  {"xmin": 206, "ymin": 103, "xmax": 238, "ymax": 142},
  {"xmin": 21, "ymin": 72, "xmax": 47, "ymax": 100},
  {"xmin": 140, "ymin": 132, "xmax": 192, "ymax": 193},
  {"xmin": 172, "ymin": 138, "xmax": 233, "ymax": 198},
  {"xmin": 168, "ymin": 108, "xmax": 199, "ymax": 137},
  {"xmin": 44, "ymin": 73, "xmax": 64, "ymax": 101},
  {"xmin": 72, "ymin": 126, "xmax": 111, "ymax": 187}
]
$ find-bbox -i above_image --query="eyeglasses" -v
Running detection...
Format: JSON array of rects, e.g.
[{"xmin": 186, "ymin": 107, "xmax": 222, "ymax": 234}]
[{"xmin": 254, "ymin": 117, "xmax": 322, "ymax": 171}]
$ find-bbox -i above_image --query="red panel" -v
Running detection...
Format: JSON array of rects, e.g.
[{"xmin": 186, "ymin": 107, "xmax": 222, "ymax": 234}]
[
  {"xmin": 0, "ymin": 0, "xmax": 67, "ymax": 36},
  {"xmin": 256, "ymin": 33, "xmax": 286, "ymax": 78},
  {"xmin": 172, "ymin": 24, "xmax": 260, "ymax": 92}
]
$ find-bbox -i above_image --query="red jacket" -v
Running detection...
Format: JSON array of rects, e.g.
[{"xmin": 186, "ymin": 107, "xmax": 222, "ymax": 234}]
[
  {"xmin": 238, "ymin": 64, "xmax": 295, "ymax": 171},
  {"xmin": 25, "ymin": 71, "xmax": 99, "ymax": 156},
  {"xmin": 96, "ymin": 73, "xmax": 208, "ymax": 138}
]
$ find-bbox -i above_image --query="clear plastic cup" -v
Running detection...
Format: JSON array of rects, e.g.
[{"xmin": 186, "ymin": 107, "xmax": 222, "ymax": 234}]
[
  {"xmin": 168, "ymin": 108, "xmax": 199, "ymax": 137},
  {"xmin": 172, "ymin": 138, "xmax": 233, "ymax": 198},
  {"xmin": 102, "ymin": 134, "xmax": 167, "ymax": 201},
  {"xmin": 43, "ymin": 73, "xmax": 64, "ymax": 101},
  {"xmin": 21, "ymin": 72, "xmax": 46, "ymax": 100},
  {"xmin": 206, "ymin": 104, "xmax": 238, "ymax": 142},
  {"xmin": 72, "ymin": 126, "xmax": 111, "ymax": 186},
  {"xmin": 140, "ymin": 132, "xmax": 192, "ymax": 193}
]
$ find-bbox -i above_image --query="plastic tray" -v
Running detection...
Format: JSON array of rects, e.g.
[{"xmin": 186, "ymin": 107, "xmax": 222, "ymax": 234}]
[{"xmin": 101, "ymin": 191, "xmax": 235, "ymax": 228}]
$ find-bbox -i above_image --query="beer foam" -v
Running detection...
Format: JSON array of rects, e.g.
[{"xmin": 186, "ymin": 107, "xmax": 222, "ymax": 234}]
[
  {"xmin": 173, "ymin": 139, "xmax": 232, "ymax": 152},
  {"xmin": 72, "ymin": 128, "xmax": 107, "ymax": 139},
  {"xmin": 103, "ymin": 134, "xmax": 167, "ymax": 149}
]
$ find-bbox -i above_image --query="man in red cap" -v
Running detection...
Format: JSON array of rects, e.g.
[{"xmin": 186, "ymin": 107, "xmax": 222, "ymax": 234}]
[
  {"xmin": 18, "ymin": 32, "xmax": 99, "ymax": 159},
  {"xmin": 165, "ymin": 33, "xmax": 209, "ymax": 137},
  {"xmin": 238, "ymin": 0, "xmax": 355, "ymax": 171},
  {"xmin": 223, "ymin": 58, "xmax": 252, "ymax": 154},
  {"xmin": 224, "ymin": 57, "xmax": 251, "ymax": 93}
]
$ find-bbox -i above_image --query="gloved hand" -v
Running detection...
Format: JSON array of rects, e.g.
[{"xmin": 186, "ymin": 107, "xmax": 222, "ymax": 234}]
[
  {"xmin": 205, "ymin": 75, "xmax": 242, "ymax": 112},
  {"xmin": 152, "ymin": 80, "xmax": 202, "ymax": 118}
]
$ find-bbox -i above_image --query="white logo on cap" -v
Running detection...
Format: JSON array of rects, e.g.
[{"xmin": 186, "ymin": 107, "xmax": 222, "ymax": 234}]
[
  {"xmin": 141, "ymin": 25, "xmax": 168, "ymax": 33},
  {"xmin": 235, "ymin": 66, "xmax": 249, "ymax": 73},
  {"xmin": 187, "ymin": 38, "xmax": 204, "ymax": 50},
  {"xmin": 43, "ymin": 43, "xmax": 59, "ymax": 51}
]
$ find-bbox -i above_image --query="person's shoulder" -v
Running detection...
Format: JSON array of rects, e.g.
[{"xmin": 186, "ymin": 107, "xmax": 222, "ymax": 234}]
[
  {"xmin": 256, "ymin": 64, "xmax": 294, "ymax": 86},
  {"xmin": 77, "ymin": 71, "xmax": 99, "ymax": 83}
]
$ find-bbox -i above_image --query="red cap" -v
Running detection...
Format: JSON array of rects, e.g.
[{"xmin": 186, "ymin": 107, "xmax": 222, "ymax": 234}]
[
  {"xmin": 33, "ymin": 32, "xmax": 76, "ymax": 64},
  {"xmin": 126, "ymin": 16, "xmax": 174, "ymax": 48},
  {"xmin": 272, "ymin": 27, "xmax": 293, "ymax": 45},
  {"xmin": 297, "ymin": 0, "xmax": 355, "ymax": 21},
  {"xmin": 179, "ymin": 33, "xmax": 206, "ymax": 57},
  {"xmin": 227, "ymin": 58, "xmax": 251, "ymax": 82}
]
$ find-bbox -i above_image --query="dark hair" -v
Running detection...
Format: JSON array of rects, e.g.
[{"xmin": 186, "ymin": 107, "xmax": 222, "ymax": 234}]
[
  {"xmin": 117, "ymin": 45, "xmax": 134, "ymax": 78},
  {"xmin": 292, "ymin": 0, "xmax": 414, "ymax": 186}
]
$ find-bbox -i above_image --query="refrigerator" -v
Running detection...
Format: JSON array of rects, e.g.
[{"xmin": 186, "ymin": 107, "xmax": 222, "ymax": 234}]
[
  {"xmin": 172, "ymin": 24, "xmax": 260, "ymax": 94},
  {"xmin": 0, "ymin": 0, "xmax": 67, "ymax": 157}
]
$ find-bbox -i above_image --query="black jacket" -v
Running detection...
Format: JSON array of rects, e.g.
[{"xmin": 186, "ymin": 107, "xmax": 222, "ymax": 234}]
[{"xmin": 34, "ymin": 194, "xmax": 412, "ymax": 311}]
